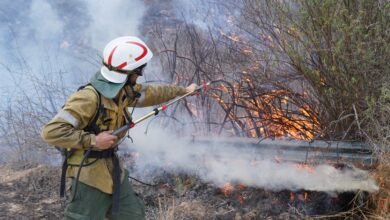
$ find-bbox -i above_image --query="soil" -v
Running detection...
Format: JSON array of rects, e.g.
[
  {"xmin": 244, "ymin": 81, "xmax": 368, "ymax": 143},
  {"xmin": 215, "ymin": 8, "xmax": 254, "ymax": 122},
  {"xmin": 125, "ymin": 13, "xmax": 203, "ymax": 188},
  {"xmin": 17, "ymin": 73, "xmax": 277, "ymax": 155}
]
[
  {"xmin": 0, "ymin": 163, "xmax": 63, "ymax": 220},
  {"xmin": 0, "ymin": 163, "xmax": 366, "ymax": 220}
]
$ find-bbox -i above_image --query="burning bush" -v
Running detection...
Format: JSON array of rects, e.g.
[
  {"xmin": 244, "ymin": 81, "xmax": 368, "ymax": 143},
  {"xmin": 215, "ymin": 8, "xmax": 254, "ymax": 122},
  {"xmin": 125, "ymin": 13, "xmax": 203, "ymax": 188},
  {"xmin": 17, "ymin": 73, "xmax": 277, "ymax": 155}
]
[{"xmin": 144, "ymin": 0, "xmax": 389, "ymax": 218}]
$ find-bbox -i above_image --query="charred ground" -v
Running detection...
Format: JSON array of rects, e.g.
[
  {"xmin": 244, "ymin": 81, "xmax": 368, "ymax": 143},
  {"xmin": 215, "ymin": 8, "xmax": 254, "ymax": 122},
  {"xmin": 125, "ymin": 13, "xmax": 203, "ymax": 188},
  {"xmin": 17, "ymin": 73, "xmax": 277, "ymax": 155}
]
[{"xmin": 0, "ymin": 161, "xmax": 371, "ymax": 220}]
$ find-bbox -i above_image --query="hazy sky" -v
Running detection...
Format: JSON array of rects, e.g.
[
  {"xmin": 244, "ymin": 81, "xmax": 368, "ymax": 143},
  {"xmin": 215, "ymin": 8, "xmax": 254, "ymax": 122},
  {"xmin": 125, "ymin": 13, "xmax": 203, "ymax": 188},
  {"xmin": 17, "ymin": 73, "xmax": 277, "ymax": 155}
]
[{"xmin": 0, "ymin": 0, "xmax": 146, "ymax": 98}]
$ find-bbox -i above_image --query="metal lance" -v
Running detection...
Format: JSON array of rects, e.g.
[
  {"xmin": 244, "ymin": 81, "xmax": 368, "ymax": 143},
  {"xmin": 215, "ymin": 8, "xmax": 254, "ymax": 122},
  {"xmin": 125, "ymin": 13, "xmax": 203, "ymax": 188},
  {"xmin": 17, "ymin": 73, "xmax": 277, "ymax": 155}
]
[{"xmin": 112, "ymin": 82, "xmax": 211, "ymax": 136}]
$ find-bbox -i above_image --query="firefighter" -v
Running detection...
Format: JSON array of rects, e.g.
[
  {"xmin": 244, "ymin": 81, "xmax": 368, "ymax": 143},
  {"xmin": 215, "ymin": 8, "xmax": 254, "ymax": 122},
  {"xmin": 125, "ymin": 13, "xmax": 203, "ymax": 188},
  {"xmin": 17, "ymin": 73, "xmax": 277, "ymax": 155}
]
[{"xmin": 41, "ymin": 36, "xmax": 197, "ymax": 220}]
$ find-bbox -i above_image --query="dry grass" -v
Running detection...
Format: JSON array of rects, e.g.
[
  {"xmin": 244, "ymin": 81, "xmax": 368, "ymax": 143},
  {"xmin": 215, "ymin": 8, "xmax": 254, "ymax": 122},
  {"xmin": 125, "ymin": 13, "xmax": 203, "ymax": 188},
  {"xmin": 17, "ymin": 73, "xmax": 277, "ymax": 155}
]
[
  {"xmin": 0, "ymin": 162, "xmax": 62, "ymax": 219},
  {"xmin": 369, "ymin": 162, "xmax": 390, "ymax": 219},
  {"xmin": 155, "ymin": 197, "xmax": 210, "ymax": 220},
  {"xmin": 157, "ymin": 197, "xmax": 175, "ymax": 220}
]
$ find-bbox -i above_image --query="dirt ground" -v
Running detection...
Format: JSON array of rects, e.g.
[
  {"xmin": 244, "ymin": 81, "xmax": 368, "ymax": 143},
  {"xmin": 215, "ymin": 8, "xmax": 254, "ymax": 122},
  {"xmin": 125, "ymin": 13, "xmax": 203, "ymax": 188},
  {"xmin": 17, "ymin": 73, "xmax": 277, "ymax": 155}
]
[
  {"xmin": 0, "ymin": 163, "xmax": 63, "ymax": 220},
  {"xmin": 0, "ymin": 163, "xmax": 370, "ymax": 220}
]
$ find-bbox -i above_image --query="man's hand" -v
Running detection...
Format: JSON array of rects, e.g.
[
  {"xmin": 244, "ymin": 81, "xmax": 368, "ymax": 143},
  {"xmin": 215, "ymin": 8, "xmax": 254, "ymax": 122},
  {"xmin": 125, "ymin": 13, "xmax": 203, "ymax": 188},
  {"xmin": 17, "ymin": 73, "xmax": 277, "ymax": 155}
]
[
  {"xmin": 95, "ymin": 130, "xmax": 117, "ymax": 150},
  {"xmin": 186, "ymin": 83, "xmax": 198, "ymax": 95}
]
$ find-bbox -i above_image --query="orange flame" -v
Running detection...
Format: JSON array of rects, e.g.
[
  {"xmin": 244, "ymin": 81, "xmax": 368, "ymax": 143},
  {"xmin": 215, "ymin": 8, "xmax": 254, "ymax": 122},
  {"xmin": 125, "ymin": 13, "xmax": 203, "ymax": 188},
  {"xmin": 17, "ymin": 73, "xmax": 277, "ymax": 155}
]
[
  {"xmin": 377, "ymin": 197, "xmax": 389, "ymax": 213},
  {"xmin": 221, "ymin": 182, "xmax": 234, "ymax": 196},
  {"xmin": 304, "ymin": 192, "xmax": 309, "ymax": 202},
  {"xmin": 237, "ymin": 183, "xmax": 246, "ymax": 190},
  {"xmin": 290, "ymin": 192, "xmax": 295, "ymax": 201},
  {"xmin": 241, "ymin": 48, "xmax": 253, "ymax": 55},
  {"xmin": 220, "ymin": 182, "xmax": 247, "ymax": 198},
  {"xmin": 379, "ymin": 176, "xmax": 385, "ymax": 187},
  {"xmin": 293, "ymin": 163, "xmax": 316, "ymax": 173},
  {"xmin": 210, "ymin": 83, "xmax": 320, "ymax": 140},
  {"xmin": 237, "ymin": 194, "xmax": 245, "ymax": 204},
  {"xmin": 219, "ymin": 31, "xmax": 240, "ymax": 42}
]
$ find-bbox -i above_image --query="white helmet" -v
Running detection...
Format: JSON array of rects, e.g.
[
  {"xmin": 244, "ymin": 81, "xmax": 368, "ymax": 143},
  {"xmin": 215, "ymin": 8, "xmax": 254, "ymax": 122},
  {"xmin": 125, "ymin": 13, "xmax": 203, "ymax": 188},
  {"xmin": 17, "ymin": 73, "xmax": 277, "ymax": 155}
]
[{"xmin": 101, "ymin": 36, "xmax": 153, "ymax": 83}]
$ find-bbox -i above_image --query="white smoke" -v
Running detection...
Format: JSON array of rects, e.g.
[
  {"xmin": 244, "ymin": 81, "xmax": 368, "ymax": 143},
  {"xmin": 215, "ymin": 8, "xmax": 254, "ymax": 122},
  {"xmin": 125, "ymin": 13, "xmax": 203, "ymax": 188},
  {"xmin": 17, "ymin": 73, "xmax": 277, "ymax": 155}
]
[
  {"xmin": 83, "ymin": 0, "xmax": 146, "ymax": 51},
  {"xmin": 0, "ymin": 0, "xmax": 146, "ymax": 94},
  {"xmin": 0, "ymin": 0, "xmax": 379, "ymax": 193},
  {"xmin": 29, "ymin": 0, "xmax": 64, "ymax": 41},
  {"xmin": 0, "ymin": 0, "xmax": 148, "ymax": 158},
  {"xmin": 123, "ymin": 122, "xmax": 379, "ymax": 193}
]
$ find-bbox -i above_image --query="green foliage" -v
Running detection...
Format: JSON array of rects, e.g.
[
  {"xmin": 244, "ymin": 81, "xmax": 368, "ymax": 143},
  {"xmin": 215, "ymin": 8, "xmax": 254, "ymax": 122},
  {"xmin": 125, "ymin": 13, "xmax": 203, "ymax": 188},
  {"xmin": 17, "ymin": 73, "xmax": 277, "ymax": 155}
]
[{"xmin": 265, "ymin": 0, "xmax": 389, "ymax": 140}]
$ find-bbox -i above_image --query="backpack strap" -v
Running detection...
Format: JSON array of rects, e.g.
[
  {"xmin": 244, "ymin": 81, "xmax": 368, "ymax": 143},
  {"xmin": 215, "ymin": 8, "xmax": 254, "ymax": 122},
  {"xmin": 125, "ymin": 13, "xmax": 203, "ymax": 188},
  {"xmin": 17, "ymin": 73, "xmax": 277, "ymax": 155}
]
[
  {"xmin": 81, "ymin": 84, "xmax": 104, "ymax": 135},
  {"xmin": 60, "ymin": 83, "xmax": 104, "ymax": 198}
]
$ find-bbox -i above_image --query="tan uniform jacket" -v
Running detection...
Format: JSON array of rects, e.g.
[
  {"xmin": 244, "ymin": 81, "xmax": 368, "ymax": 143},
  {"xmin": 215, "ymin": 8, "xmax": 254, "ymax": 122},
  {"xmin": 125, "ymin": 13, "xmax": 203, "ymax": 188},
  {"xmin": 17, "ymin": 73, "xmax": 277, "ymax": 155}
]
[{"xmin": 41, "ymin": 83, "xmax": 187, "ymax": 194}]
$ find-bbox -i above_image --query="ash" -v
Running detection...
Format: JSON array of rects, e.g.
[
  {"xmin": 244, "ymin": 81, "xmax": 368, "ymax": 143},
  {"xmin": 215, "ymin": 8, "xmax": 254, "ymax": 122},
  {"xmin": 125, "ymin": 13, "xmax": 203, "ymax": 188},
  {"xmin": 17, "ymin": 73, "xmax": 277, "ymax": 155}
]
[{"xmin": 129, "ymin": 166, "xmax": 368, "ymax": 220}]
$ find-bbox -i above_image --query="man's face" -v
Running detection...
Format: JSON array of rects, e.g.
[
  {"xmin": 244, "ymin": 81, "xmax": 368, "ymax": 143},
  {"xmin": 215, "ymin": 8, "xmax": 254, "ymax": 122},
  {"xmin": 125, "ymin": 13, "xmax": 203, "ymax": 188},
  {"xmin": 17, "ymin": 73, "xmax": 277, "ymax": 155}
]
[
  {"xmin": 127, "ymin": 74, "xmax": 139, "ymax": 86},
  {"xmin": 126, "ymin": 64, "xmax": 146, "ymax": 86}
]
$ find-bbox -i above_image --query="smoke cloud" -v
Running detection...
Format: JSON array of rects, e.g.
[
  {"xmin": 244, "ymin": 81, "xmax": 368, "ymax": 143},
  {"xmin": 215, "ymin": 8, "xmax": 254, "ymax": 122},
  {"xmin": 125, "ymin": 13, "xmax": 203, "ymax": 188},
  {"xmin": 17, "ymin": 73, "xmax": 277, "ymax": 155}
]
[
  {"xmin": 0, "ymin": 0, "xmax": 379, "ymax": 193},
  {"xmin": 0, "ymin": 0, "xmax": 146, "ymax": 96},
  {"xmin": 83, "ymin": 0, "xmax": 146, "ymax": 52},
  {"xmin": 124, "ymin": 122, "xmax": 379, "ymax": 193}
]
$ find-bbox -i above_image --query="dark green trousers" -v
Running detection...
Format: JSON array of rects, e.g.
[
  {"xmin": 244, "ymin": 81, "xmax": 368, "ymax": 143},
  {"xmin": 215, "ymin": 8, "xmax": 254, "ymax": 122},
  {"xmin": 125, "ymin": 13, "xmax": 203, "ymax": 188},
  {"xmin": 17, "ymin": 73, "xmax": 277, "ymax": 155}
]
[{"xmin": 64, "ymin": 170, "xmax": 145, "ymax": 220}]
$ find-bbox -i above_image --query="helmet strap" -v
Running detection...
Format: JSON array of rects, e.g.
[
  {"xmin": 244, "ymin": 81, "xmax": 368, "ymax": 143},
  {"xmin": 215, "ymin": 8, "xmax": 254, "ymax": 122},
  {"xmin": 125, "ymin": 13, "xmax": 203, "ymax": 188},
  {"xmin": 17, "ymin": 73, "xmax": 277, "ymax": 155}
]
[
  {"xmin": 103, "ymin": 61, "xmax": 132, "ymax": 74},
  {"xmin": 102, "ymin": 61, "xmax": 146, "ymax": 76}
]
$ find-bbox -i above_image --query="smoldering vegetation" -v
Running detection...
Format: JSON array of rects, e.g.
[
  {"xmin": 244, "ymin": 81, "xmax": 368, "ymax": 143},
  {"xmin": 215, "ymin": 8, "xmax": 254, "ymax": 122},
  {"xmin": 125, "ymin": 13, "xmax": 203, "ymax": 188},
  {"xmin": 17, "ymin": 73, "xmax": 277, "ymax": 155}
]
[
  {"xmin": 0, "ymin": 0, "xmax": 388, "ymax": 219},
  {"xmin": 123, "ymin": 127, "xmax": 378, "ymax": 193}
]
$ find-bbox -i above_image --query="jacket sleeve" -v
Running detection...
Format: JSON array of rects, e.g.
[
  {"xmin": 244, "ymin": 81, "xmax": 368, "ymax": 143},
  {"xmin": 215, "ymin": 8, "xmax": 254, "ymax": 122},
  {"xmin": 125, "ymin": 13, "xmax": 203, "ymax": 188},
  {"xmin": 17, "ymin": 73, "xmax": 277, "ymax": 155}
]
[
  {"xmin": 41, "ymin": 88, "xmax": 98, "ymax": 149},
  {"xmin": 129, "ymin": 84, "xmax": 187, "ymax": 107}
]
